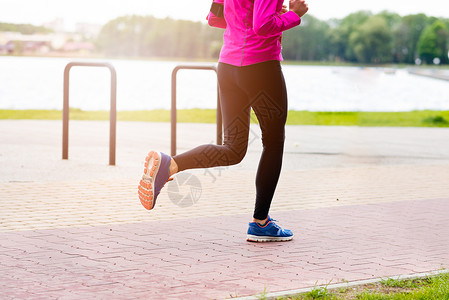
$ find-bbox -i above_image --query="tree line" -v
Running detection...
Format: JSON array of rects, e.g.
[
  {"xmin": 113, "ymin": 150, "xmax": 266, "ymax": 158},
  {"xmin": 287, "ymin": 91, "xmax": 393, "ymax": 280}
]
[
  {"xmin": 96, "ymin": 11, "xmax": 449, "ymax": 64},
  {"xmin": 0, "ymin": 22, "xmax": 53, "ymax": 34},
  {"xmin": 4, "ymin": 11, "xmax": 445, "ymax": 64},
  {"xmin": 281, "ymin": 11, "xmax": 449, "ymax": 64},
  {"xmin": 96, "ymin": 15, "xmax": 224, "ymax": 59}
]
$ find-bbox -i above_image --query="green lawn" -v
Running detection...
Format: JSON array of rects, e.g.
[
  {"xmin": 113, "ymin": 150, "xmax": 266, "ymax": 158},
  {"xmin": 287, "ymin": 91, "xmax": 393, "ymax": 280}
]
[{"xmin": 1, "ymin": 109, "xmax": 449, "ymax": 127}]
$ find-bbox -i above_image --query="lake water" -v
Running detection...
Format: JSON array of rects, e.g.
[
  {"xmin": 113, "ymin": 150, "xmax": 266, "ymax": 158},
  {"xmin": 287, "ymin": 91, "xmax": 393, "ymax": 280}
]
[{"xmin": 0, "ymin": 56, "xmax": 448, "ymax": 112}]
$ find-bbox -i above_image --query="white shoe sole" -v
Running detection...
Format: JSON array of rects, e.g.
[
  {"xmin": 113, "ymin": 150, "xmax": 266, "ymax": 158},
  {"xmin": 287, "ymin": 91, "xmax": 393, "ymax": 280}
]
[{"xmin": 246, "ymin": 235, "xmax": 293, "ymax": 242}]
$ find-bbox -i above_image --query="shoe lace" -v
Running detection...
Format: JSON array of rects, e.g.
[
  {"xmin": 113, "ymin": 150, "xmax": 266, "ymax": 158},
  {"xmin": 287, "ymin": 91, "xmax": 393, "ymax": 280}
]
[{"xmin": 267, "ymin": 217, "xmax": 285, "ymax": 232}]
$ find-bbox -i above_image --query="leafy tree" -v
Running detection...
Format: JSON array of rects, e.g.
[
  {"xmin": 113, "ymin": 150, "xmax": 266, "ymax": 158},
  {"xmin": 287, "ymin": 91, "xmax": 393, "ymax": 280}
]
[
  {"xmin": 377, "ymin": 11, "xmax": 401, "ymax": 29},
  {"xmin": 418, "ymin": 20, "xmax": 449, "ymax": 64},
  {"xmin": 349, "ymin": 16, "xmax": 393, "ymax": 63},
  {"xmin": 328, "ymin": 11, "xmax": 372, "ymax": 62},
  {"xmin": 393, "ymin": 14, "xmax": 429, "ymax": 63},
  {"xmin": 282, "ymin": 14, "xmax": 331, "ymax": 61},
  {"xmin": 376, "ymin": 11, "xmax": 401, "ymax": 63},
  {"xmin": 13, "ymin": 41, "xmax": 24, "ymax": 55}
]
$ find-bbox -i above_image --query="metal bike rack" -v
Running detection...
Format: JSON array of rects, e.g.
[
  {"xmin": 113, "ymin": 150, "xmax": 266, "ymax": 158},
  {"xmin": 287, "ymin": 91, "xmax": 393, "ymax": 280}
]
[
  {"xmin": 171, "ymin": 65, "xmax": 222, "ymax": 157},
  {"xmin": 63, "ymin": 62, "xmax": 117, "ymax": 165}
]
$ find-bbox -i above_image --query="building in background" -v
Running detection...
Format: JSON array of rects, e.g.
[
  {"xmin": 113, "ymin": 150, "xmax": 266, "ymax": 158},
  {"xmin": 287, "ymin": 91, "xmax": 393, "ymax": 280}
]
[{"xmin": 0, "ymin": 18, "xmax": 99, "ymax": 56}]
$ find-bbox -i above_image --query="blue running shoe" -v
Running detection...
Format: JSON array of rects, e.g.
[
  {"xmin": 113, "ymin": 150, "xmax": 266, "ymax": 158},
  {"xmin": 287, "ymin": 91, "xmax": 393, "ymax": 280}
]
[
  {"xmin": 247, "ymin": 216, "xmax": 293, "ymax": 242},
  {"xmin": 138, "ymin": 151, "xmax": 171, "ymax": 210}
]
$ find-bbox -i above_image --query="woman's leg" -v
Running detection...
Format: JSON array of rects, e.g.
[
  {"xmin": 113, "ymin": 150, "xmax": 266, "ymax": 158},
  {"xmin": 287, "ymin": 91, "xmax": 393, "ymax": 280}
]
[
  {"xmin": 172, "ymin": 62, "xmax": 251, "ymax": 172},
  {"xmin": 139, "ymin": 63, "xmax": 250, "ymax": 210},
  {"xmin": 237, "ymin": 61, "xmax": 288, "ymax": 221}
]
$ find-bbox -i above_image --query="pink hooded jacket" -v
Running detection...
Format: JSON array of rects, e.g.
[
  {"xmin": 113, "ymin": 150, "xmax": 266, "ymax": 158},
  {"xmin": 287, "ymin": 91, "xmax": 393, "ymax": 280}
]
[{"xmin": 207, "ymin": 0, "xmax": 301, "ymax": 66}]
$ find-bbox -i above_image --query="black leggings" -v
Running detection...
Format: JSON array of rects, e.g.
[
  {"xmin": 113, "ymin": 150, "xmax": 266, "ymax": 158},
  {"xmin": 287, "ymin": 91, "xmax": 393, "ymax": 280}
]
[{"xmin": 173, "ymin": 60, "xmax": 288, "ymax": 220}]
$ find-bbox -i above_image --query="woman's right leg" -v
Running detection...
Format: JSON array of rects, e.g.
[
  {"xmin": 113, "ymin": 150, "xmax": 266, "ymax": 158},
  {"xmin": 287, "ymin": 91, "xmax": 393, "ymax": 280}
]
[
  {"xmin": 173, "ymin": 63, "xmax": 251, "ymax": 172},
  {"xmin": 139, "ymin": 63, "xmax": 250, "ymax": 210}
]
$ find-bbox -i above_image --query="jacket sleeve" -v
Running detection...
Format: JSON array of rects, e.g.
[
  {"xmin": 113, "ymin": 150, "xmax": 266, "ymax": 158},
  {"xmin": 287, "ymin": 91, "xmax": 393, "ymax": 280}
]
[
  {"xmin": 253, "ymin": 0, "xmax": 301, "ymax": 36},
  {"xmin": 207, "ymin": 0, "xmax": 227, "ymax": 29}
]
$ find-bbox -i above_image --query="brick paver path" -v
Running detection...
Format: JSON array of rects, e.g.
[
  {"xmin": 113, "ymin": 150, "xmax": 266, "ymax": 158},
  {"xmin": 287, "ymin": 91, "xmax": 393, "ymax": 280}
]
[
  {"xmin": 1, "ymin": 198, "xmax": 448, "ymax": 299},
  {"xmin": 1, "ymin": 165, "xmax": 449, "ymax": 299},
  {"xmin": 2, "ymin": 165, "xmax": 449, "ymax": 231},
  {"xmin": 1, "ymin": 121, "xmax": 449, "ymax": 299}
]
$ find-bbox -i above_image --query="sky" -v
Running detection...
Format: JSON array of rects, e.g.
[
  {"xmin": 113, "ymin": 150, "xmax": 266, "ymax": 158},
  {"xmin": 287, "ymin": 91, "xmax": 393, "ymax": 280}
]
[{"xmin": 1, "ymin": 0, "xmax": 449, "ymax": 31}]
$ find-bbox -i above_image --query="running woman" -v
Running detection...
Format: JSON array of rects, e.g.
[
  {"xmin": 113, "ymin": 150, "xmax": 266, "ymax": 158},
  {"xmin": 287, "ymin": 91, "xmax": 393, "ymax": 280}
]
[{"xmin": 138, "ymin": 0, "xmax": 308, "ymax": 242}]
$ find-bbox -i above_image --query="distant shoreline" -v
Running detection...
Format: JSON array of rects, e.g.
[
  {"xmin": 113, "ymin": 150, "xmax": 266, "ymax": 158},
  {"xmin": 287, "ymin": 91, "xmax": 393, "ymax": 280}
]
[
  {"xmin": 1, "ymin": 109, "xmax": 449, "ymax": 127},
  {"xmin": 2, "ymin": 54, "xmax": 449, "ymax": 69}
]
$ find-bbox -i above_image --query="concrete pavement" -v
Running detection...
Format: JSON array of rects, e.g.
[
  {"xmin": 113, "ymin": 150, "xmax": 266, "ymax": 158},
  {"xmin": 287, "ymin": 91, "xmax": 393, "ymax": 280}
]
[{"xmin": 1, "ymin": 120, "xmax": 449, "ymax": 299}]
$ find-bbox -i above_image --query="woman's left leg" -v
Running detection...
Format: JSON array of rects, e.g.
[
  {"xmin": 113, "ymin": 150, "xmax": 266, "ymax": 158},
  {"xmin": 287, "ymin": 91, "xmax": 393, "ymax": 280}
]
[{"xmin": 237, "ymin": 61, "xmax": 288, "ymax": 221}]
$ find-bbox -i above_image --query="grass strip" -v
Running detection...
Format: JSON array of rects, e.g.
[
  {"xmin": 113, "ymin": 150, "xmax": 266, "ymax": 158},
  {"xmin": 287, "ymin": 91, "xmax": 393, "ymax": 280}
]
[
  {"xmin": 271, "ymin": 272, "xmax": 449, "ymax": 299},
  {"xmin": 1, "ymin": 109, "xmax": 449, "ymax": 127}
]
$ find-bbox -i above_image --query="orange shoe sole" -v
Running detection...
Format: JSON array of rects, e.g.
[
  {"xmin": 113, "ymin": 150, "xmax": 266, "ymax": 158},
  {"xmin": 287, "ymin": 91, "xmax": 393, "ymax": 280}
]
[{"xmin": 138, "ymin": 151, "xmax": 161, "ymax": 210}]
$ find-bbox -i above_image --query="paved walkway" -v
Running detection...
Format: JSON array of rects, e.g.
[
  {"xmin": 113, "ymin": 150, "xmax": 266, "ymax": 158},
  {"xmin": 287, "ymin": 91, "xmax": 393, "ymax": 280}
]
[
  {"xmin": 409, "ymin": 68, "xmax": 449, "ymax": 81},
  {"xmin": 1, "ymin": 120, "xmax": 449, "ymax": 299}
]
